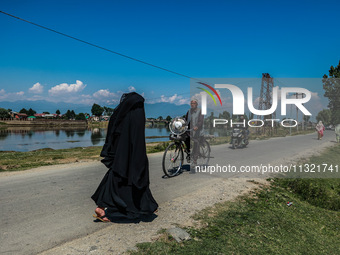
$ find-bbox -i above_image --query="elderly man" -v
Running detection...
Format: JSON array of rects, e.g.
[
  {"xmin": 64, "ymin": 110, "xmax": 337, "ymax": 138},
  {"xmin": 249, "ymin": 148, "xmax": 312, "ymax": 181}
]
[{"xmin": 185, "ymin": 98, "xmax": 204, "ymax": 169}]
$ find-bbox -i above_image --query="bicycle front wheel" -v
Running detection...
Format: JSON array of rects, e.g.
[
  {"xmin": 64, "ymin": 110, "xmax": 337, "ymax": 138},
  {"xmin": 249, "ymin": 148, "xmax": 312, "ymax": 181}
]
[
  {"xmin": 162, "ymin": 142, "xmax": 184, "ymax": 177},
  {"xmin": 197, "ymin": 140, "xmax": 211, "ymax": 166}
]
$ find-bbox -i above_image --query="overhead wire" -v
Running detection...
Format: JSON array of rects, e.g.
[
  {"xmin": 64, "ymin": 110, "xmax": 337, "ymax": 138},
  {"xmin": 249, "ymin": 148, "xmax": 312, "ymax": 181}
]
[
  {"xmin": 0, "ymin": 10, "xmax": 193, "ymax": 81},
  {"xmin": 0, "ymin": 10, "xmax": 284, "ymax": 104},
  {"xmin": 0, "ymin": 10, "xmax": 209, "ymax": 102}
]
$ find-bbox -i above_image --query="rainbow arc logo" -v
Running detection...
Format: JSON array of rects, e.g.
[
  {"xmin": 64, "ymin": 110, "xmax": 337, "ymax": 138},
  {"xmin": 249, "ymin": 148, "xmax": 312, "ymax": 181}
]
[{"xmin": 197, "ymin": 82, "xmax": 222, "ymax": 106}]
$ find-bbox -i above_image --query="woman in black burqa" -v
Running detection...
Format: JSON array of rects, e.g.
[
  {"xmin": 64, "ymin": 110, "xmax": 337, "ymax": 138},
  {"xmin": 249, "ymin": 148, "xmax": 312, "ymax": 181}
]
[{"xmin": 91, "ymin": 92, "xmax": 158, "ymax": 222}]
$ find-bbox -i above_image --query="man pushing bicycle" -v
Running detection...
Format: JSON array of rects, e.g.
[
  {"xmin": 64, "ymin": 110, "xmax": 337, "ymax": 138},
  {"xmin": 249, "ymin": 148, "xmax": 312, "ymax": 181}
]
[{"xmin": 185, "ymin": 98, "xmax": 204, "ymax": 169}]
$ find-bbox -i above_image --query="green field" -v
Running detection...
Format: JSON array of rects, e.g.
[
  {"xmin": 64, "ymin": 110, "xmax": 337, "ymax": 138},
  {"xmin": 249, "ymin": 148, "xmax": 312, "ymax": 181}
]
[
  {"xmin": 0, "ymin": 142, "xmax": 169, "ymax": 171},
  {"xmin": 131, "ymin": 144, "xmax": 340, "ymax": 255}
]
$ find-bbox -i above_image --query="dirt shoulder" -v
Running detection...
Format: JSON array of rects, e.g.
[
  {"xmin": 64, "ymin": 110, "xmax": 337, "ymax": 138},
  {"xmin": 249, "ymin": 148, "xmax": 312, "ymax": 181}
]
[{"xmin": 38, "ymin": 177, "xmax": 264, "ymax": 255}]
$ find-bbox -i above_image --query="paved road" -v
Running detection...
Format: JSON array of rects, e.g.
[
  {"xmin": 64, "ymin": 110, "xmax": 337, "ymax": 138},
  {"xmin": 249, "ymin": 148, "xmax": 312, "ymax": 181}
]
[{"xmin": 0, "ymin": 131, "xmax": 336, "ymax": 255}]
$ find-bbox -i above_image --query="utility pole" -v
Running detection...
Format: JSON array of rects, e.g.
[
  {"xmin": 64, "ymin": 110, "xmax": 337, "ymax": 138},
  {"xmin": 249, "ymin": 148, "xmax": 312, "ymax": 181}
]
[
  {"xmin": 258, "ymin": 73, "xmax": 276, "ymax": 135},
  {"xmin": 293, "ymin": 93, "xmax": 304, "ymax": 132}
]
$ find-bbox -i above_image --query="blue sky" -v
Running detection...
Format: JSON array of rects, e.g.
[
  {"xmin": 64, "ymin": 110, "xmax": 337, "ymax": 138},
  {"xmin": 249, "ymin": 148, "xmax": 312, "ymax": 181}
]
[{"xmin": 0, "ymin": 0, "xmax": 339, "ymax": 112}]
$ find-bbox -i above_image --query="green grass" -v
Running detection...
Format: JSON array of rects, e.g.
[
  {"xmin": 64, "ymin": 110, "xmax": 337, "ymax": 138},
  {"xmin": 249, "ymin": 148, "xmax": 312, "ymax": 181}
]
[
  {"xmin": 275, "ymin": 144, "xmax": 340, "ymax": 211},
  {"xmin": 131, "ymin": 181, "xmax": 340, "ymax": 255},
  {"xmin": 146, "ymin": 141, "xmax": 171, "ymax": 153},
  {"xmin": 131, "ymin": 144, "xmax": 340, "ymax": 255},
  {"xmin": 87, "ymin": 121, "xmax": 108, "ymax": 128},
  {"xmin": 0, "ymin": 141, "xmax": 170, "ymax": 172},
  {"xmin": 0, "ymin": 122, "xmax": 7, "ymax": 130},
  {"xmin": 276, "ymin": 178, "xmax": 340, "ymax": 211},
  {"xmin": 0, "ymin": 147, "xmax": 102, "ymax": 171}
]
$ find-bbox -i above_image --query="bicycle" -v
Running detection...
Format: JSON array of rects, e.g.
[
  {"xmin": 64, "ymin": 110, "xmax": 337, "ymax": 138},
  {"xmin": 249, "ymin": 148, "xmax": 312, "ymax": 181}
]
[{"xmin": 162, "ymin": 117, "xmax": 211, "ymax": 178}]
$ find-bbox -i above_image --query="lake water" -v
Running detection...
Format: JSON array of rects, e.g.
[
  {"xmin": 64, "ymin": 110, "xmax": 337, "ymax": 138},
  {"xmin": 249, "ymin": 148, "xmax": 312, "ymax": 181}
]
[{"xmin": 0, "ymin": 126, "xmax": 171, "ymax": 152}]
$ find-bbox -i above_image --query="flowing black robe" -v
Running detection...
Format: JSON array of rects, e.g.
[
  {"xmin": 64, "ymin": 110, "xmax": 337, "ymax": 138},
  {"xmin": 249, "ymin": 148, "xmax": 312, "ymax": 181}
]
[{"xmin": 91, "ymin": 92, "xmax": 158, "ymax": 219}]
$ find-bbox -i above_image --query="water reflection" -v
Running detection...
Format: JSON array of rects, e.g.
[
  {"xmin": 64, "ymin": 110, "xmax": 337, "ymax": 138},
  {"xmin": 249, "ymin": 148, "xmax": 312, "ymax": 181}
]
[
  {"xmin": 0, "ymin": 125, "xmax": 232, "ymax": 152},
  {"xmin": 0, "ymin": 131, "xmax": 8, "ymax": 140},
  {"xmin": 0, "ymin": 126, "xmax": 171, "ymax": 152},
  {"xmin": 91, "ymin": 128, "xmax": 105, "ymax": 145},
  {"xmin": 65, "ymin": 130, "xmax": 76, "ymax": 138},
  {"xmin": 77, "ymin": 130, "xmax": 86, "ymax": 137},
  {"xmin": 0, "ymin": 127, "xmax": 107, "ymax": 152}
]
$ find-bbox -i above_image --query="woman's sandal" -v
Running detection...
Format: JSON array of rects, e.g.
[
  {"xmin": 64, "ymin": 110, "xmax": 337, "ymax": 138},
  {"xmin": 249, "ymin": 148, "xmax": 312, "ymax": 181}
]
[
  {"xmin": 92, "ymin": 214, "xmax": 111, "ymax": 222},
  {"xmin": 93, "ymin": 207, "xmax": 111, "ymax": 222}
]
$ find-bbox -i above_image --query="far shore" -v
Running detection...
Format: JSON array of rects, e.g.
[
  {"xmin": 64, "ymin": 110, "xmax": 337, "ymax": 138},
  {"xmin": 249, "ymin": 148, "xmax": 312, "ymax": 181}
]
[
  {"xmin": 0, "ymin": 119, "xmax": 88, "ymax": 127},
  {"xmin": 0, "ymin": 119, "xmax": 168, "ymax": 128}
]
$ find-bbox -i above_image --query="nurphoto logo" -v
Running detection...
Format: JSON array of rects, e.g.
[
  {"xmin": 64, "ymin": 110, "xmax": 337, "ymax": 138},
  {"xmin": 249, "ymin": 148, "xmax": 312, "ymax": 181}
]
[{"xmin": 194, "ymin": 78, "xmax": 313, "ymax": 129}]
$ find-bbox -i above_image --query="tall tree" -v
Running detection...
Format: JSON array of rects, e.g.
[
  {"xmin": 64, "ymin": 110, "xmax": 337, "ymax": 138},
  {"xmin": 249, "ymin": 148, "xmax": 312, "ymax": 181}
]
[
  {"xmin": 27, "ymin": 108, "xmax": 36, "ymax": 116},
  {"xmin": 219, "ymin": 111, "xmax": 230, "ymax": 119},
  {"xmin": 75, "ymin": 113, "xmax": 86, "ymax": 120},
  {"xmin": 316, "ymin": 109, "xmax": 331, "ymax": 126},
  {"xmin": 103, "ymin": 106, "xmax": 115, "ymax": 116},
  {"xmin": 0, "ymin": 108, "xmax": 10, "ymax": 118},
  {"xmin": 71, "ymin": 110, "xmax": 76, "ymax": 119},
  {"xmin": 65, "ymin": 110, "xmax": 72, "ymax": 119},
  {"xmin": 56, "ymin": 109, "xmax": 61, "ymax": 115},
  {"xmin": 323, "ymin": 60, "xmax": 340, "ymax": 124},
  {"xmin": 303, "ymin": 115, "xmax": 311, "ymax": 122},
  {"xmin": 91, "ymin": 103, "xmax": 104, "ymax": 117},
  {"xmin": 19, "ymin": 108, "xmax": 28, "ymax": 114}
]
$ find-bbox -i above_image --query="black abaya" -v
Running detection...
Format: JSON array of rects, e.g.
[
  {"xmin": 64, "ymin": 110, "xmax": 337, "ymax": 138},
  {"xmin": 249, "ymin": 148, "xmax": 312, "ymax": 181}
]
[{"xmin": 91, "ymin": 92, "xmax": 158, "ymax": 219}]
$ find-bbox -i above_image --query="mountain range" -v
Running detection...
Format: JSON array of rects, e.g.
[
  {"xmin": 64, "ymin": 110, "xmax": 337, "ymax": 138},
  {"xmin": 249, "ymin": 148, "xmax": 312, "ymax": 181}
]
[{"xmin": 0, "ymin": 100, "xmax": 189, "ymax": 118}]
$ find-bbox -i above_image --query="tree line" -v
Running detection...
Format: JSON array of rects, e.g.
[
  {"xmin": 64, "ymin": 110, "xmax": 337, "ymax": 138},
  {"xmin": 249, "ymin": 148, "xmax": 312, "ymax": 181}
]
[
  {"xmin": 0, "ymin": 104, "xmax": 122, "ymax": 120},
  {"xmin": 0, "ymin": 107, "xmax": 89, "ymax": 120},
  {"xmin": 321, "ymin": 60, "xmax": 340, "ymax": 125}
]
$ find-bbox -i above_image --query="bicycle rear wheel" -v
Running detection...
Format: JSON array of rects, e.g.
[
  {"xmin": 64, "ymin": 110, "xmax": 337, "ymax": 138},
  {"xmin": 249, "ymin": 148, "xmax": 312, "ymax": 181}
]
[
  {"xmin": 196, "ymin": 140, "xmax": 211, "ymax": 166},
  {"xmin": 162, "ymin": 142, "xmax": 184, "ymax": 177}
]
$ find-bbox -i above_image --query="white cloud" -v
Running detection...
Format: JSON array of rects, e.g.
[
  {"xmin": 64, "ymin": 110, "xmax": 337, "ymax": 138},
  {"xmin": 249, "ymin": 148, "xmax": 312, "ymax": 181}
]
[
  {"xmin": 92, "ymin": 89, "xmax": 121, "ymax": 105},
  {"xmin": 93, "ymin": 89, "xmax": 116, "ymax": 99},
  {"xmin": 0, "ymin": 89, "xmax": 25, "ymax": 101},
  {"xmin": 1, "ymin": 80, "xmax": 192, "ymax": 112},
  {"xmin": 29, "ymin": 83, "xmax": 43, "ymax": 94},
  {"xmin": 304, "ymin": 91, "xmax": 327, "ymax": 118},
  {"xmin": 311, "ymin": 92, "xmax": 320, "ymax": 99},
  {"xmin": 147, "ymin": 93, "xmax": 189, "ymax": 105},
  {"xmin": 161, "ymin": 94, "xmax": 177, "ymax": 103},
  {"xmin": 77, "ymin": 94, "xmax": 95, "ymax": 105},
  {"xmin": 48, "ymin": 80, "xmax": 86, "ymax": 96},
  {"xmin": 0, "ymin": 89, "xmax": 6, "ymax": 100},
  {"xmin": 178, "ymin": 98, "xmax": 190, "ymax": 105}
]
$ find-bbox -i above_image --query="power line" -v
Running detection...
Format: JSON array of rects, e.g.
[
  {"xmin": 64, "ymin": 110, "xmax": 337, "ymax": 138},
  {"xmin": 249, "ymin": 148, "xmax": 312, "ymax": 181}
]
[
  {"xmin": 4, "ymin": 11, "xmax": 314, "ymax": 104},
  {"xmin": 0, "ymin": 10, "xmax": 192, "ymax": 80}
]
